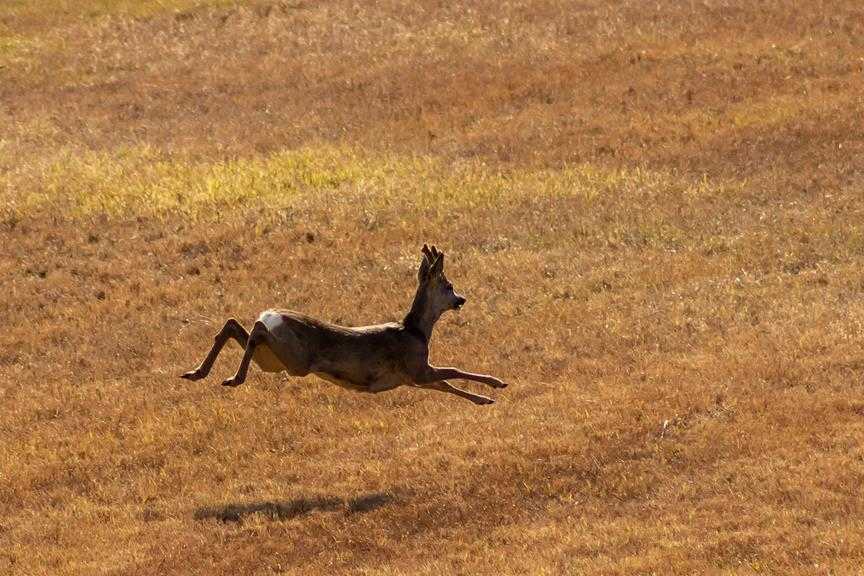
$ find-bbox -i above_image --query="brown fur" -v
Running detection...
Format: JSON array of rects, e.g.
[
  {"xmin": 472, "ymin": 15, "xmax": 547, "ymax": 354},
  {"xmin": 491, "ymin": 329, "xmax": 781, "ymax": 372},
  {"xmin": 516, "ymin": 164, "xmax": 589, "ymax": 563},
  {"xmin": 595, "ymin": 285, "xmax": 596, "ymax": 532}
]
[{"xmin": 181, "ymin": 245, "xmax": 507, "ymax": 405}]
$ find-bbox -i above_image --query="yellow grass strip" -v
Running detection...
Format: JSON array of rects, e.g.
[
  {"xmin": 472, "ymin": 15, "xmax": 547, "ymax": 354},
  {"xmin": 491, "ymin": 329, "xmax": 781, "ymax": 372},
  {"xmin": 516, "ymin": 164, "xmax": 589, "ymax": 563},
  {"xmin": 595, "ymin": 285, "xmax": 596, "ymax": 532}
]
[{"xmin": 5, "ymin": 145, "xmax": 745, "ymax": 222}]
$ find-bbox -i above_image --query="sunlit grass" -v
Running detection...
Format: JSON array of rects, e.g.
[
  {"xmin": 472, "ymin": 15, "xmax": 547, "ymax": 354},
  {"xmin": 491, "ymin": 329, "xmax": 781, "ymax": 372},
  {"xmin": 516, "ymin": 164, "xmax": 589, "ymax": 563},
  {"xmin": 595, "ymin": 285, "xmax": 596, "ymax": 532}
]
[
  {"xmin": 1, "ymin": 0, "xmax": 239, "ymax": 21},
  {"xmin": 7, "ymin": 145, "xmax": 745, "ymax": 224},
  {"xmin": 0, "ymin": 33, "xmax": 38, "ymax": 65}
]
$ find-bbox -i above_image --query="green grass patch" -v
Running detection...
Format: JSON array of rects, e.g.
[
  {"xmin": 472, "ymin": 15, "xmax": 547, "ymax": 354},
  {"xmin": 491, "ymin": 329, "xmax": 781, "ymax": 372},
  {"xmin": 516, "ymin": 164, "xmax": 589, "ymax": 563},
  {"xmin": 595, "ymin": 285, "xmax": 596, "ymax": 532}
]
[
  {"xmin": 5, "ymin": 145, "xmax": 744, "ymax": 223},
  {"xmin": 1, "ymin": 145, "xmax": 758, "ymax": 255},
  {"xmin": 0, "ymin": 34, "xmax": 37, "ymax": 65},
  {"xmin": 1, "ymin": 0, "xmax": 240, "ymax": 21}
]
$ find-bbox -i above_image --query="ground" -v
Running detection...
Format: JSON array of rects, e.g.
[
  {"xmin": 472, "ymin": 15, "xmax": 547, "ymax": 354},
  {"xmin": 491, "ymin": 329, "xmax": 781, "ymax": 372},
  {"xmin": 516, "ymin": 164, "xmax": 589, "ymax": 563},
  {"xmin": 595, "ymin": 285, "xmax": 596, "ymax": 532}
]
[{"xmin": 2, "ymin": 1, "xmax": 864, "ymax": 574}]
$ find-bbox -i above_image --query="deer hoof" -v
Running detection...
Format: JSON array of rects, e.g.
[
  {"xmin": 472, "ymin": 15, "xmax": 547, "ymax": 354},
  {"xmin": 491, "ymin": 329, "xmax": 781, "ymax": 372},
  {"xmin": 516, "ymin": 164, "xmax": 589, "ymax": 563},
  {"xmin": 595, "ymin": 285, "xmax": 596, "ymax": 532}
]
[
  {"xmin": 181, "ymin": 370, "xmax": 203, "ymax": 381},
  {"xmin": 221, "ymin": 377, "xmax": 243, "ymax": 387},
  {"xmin": 474, "ymin": 396, "xmax": 494, "ymax": 405}
]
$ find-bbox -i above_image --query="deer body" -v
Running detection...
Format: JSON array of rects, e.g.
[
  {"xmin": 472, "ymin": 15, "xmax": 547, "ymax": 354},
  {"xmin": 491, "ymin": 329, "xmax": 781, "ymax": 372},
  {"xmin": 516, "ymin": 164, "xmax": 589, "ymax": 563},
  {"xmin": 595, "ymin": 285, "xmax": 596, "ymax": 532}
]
[
  {"xmin": 181, "ymin": 245, "xmax": 507, "ymax": 405},
  {"xmin": 258, "ymin": 310, "xmax": 425, "ymax": 393}
]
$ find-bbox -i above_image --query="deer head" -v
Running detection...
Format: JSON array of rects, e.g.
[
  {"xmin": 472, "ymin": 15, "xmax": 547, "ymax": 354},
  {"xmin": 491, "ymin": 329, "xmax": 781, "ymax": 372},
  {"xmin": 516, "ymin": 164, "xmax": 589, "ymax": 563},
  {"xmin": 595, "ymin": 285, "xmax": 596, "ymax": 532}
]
[{"xmin": 404, "ymin": 244, "xmax": 466, "ymax": 341}]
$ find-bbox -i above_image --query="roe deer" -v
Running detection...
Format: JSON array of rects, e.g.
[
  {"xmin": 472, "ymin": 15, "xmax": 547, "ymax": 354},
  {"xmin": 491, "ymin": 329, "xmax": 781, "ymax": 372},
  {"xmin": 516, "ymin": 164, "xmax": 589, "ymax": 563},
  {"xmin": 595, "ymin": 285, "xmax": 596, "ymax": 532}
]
[{"xmin": 180, "ymin": 245, "xmax": 507, "ymax": 405}]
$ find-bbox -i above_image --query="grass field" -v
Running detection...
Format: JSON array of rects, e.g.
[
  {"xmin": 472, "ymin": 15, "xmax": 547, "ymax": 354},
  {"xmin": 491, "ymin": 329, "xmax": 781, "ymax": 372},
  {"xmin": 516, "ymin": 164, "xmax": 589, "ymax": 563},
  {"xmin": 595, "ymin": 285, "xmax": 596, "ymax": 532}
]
[{"xmin": 2, "ymin": 1, "xmax": 864, "ymax": 573}]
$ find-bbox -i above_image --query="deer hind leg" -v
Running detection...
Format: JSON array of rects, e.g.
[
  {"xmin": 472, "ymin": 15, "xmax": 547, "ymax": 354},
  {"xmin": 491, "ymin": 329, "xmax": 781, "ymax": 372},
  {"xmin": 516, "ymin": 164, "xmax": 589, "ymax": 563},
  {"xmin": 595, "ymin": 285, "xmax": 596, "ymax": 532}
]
[
  {"xmin": 222, "ymin": 321, "xmax": 310, "ymax": 387},
  {"xmin": 181, "ymin": 318, "xmax": 249, "ymax": 381}
]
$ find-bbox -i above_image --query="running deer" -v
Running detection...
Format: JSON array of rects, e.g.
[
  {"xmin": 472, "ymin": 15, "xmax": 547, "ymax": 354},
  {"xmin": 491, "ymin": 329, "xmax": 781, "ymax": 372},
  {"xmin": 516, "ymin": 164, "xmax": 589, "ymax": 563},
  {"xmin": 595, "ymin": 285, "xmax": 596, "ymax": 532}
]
[{"xmin": 180, "ymin": 245, "xmax": 507, "ymax": 405}]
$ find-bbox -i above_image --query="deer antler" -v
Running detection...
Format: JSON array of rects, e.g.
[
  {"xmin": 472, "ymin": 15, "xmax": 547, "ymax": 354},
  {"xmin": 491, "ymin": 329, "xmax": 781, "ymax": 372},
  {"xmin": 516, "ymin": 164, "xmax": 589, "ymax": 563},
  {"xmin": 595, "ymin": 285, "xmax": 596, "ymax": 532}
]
[{"xmin": 419, "ymin": 244, "xmax": 444, "ymax": 282}]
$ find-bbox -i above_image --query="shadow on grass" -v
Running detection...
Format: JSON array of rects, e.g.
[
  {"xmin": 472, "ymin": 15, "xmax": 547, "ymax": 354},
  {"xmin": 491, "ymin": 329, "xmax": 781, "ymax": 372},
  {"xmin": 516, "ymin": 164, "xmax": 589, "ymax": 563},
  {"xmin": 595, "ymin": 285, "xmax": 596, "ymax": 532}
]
[{"xmin": 194, "ymin": 492, "xmax": 397, "ymax": 523}]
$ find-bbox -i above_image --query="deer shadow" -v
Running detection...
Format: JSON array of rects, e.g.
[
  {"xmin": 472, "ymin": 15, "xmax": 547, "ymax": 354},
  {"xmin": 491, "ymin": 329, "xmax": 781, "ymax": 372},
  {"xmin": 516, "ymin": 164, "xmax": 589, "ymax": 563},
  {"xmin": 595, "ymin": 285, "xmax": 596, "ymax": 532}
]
[{"xmin": 194, "ymin": 491, "xmax": 397, "ymax": 523}]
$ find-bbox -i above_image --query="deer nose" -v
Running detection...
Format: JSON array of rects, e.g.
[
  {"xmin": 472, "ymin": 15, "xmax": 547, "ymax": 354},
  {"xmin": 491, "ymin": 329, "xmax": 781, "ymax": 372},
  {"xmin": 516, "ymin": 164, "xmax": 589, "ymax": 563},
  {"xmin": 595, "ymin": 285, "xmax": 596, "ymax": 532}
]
[{"xmin": 455, "ymin": 295, "xmax": 467, "ymax": 309}]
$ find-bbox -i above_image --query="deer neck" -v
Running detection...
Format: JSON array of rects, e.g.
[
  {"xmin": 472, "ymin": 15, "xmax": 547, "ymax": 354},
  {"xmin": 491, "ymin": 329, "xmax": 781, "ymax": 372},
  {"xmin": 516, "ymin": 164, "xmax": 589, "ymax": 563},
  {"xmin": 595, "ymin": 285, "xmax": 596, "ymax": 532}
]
[{"xmin": 403, "ymin": 286, "xmax": 441, "ymax": 343}]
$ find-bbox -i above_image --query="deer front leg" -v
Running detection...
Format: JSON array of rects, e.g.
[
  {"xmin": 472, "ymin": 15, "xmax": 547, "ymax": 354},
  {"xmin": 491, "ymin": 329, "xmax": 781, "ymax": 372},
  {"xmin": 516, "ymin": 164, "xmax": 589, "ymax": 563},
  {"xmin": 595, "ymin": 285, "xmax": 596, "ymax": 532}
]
[
  {"xmin": 424, "ymin": 366, "xmax": 507, "ymax": 389},
  {"xmin": 181, "ymin": 319, "xmax": 249, "ymax": 381},
  {"xmin": 420, "ymin": 380, "xmax": 494, "ymax": 405}
]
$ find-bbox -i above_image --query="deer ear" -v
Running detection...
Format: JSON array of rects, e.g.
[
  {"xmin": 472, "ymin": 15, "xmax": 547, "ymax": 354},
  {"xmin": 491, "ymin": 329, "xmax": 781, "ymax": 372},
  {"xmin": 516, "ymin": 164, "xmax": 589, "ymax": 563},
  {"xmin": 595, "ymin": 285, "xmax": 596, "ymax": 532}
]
[{"xmin": 418, "ymin": 246, "xmax": 432, "ymax": 282}]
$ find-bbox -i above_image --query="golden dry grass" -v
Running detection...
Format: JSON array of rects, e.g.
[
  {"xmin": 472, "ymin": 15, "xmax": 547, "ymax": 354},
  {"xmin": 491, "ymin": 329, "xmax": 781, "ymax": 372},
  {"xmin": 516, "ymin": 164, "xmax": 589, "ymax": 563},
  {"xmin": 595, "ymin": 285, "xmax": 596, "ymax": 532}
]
[{"xmin": 2, "ymin": 1, "xmax": 864, "ymax": 574}]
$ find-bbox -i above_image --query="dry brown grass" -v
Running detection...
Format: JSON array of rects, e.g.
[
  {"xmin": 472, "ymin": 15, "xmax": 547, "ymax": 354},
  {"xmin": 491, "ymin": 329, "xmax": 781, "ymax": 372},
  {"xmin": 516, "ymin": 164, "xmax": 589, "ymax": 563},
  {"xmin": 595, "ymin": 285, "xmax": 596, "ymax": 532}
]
[{"xmin": 2, "ymin": 1, "xmax": 864, "ymax": 574}]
